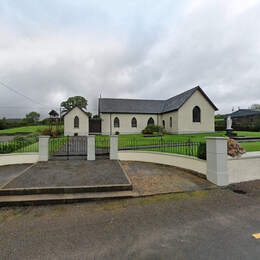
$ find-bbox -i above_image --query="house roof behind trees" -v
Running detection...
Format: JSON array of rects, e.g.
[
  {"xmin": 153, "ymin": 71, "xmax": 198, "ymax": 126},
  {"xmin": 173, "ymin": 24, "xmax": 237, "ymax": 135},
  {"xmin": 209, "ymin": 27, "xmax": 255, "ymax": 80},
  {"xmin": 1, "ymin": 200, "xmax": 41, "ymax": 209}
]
[
  {"xmin": 99, "ymin": 86, "xmax": 218, "ymax": 114},
  {"xmin": 229, "ymin": 109, "xmax": 260, "ymax": 118}
]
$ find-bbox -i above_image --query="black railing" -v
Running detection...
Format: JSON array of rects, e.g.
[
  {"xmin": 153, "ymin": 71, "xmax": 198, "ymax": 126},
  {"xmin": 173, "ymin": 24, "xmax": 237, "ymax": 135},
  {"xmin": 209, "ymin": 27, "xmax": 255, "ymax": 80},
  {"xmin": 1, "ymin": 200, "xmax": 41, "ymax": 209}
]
[
  {"xmin": 119, "ymin": 138, "xmax": 202, "ymax": 157},
  {"xmin": 95, "ymin": 137, "xmax": 110, "ymax": 155},
  {"xmin": 0, "ymin": 138, "xmax": 39, "ymax": 154}
]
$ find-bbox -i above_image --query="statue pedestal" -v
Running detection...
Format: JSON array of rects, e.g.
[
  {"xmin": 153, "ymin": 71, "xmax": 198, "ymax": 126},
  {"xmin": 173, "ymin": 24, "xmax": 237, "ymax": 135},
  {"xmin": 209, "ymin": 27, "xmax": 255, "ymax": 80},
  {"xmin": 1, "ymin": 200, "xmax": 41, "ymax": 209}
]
[{"xmin": 226, "ymin": 128, "xmax": 233, "ymax": 137}]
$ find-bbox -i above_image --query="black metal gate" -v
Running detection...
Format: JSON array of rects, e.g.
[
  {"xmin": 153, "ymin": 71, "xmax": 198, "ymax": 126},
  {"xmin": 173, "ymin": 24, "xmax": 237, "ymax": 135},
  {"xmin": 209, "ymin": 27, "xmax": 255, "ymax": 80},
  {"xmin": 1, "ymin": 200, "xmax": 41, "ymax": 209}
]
[
  {"xmin": 95, "ymin": 137, "xmax": 110, "ymax": 156},
  {"xmin": 50, "ymin": 136, "xmax": 88, "ymax": 160}
]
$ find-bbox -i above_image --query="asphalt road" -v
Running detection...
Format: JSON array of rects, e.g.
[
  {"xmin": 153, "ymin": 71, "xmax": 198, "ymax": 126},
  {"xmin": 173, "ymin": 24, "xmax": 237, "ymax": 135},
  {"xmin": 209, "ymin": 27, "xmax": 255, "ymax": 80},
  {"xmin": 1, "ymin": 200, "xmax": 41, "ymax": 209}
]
[{"xmin": 0, "ymin": 187, "xmax": 260, "ymax": 259}]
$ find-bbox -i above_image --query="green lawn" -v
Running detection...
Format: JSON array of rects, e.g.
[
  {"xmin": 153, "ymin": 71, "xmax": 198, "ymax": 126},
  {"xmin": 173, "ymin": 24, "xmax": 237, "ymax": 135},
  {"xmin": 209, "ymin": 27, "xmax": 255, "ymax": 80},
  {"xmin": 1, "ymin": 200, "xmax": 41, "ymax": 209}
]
[
  {"xmin": 96, "ymin": 131, "xmax": 260, "ymax": 154},
  {"xmin": 136, "ymin": 145, "xmax": 199, "ymax": 157},
  {"xmin": 0, "ymin": 125, "xmax": 48, "ymax": 134},
  {"xmin": 235, "ymin": 131, "xmax": 260, "ymax": 137},
  {"xmin": 14, "ymin": 142, "xmax": 39, "ymax": 153},
  {"xmin": 2, "ymin": 129, "xmax": 260, "ymax": 154},
  {"xmin": 240, "ymin": 142, "xmax": 260, "ymax": 152},
  {"xmin": 118, "ymin": 131, "xmax": 260, "ymax": 142},
  {"xmin": 96, "ymin": 132, "xmax": 227, "ymax": 147}
]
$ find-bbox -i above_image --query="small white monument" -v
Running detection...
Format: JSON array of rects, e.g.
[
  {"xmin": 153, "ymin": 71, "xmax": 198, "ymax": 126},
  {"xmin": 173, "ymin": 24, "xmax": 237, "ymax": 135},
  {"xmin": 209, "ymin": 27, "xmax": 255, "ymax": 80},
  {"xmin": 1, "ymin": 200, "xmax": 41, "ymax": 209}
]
[
  {"xmin": 226, "ymin": 116, "xmax": 232, "ymax": 130},
  {"xmin": 226, "ymin": 116, "xmax": 233, "ymax": 136}
]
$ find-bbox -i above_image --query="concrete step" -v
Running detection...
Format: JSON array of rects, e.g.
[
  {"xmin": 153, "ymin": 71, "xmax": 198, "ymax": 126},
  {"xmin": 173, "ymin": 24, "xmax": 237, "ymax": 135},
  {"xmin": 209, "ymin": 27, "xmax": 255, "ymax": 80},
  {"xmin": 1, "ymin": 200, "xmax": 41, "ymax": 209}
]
[
  {"xmin": 0, "ymin": 191, "xmax": 139, "ymax": 207},
  {"xmin": 0, "ymin": 184, "xmax": 133, "ymax": 196}
]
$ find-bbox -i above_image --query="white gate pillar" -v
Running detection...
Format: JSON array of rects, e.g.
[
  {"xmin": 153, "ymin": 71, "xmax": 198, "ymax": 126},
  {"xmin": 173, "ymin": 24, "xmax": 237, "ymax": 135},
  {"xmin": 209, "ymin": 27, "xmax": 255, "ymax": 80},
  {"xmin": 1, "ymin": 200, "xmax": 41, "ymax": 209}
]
[
  {"xmin": 39, "ymin": 136, "xmax": 50, "ymax": 161},
  {"xmin": 87, "ymin": 135, "xmax": 95, "ymax": 160},
  {"xmin": 110, "ymin": 135, "xmax": 118, "ymax": 160},
  {"xmin": 206, "ymin": 137, "xmax": 229, "ymax": 186}
]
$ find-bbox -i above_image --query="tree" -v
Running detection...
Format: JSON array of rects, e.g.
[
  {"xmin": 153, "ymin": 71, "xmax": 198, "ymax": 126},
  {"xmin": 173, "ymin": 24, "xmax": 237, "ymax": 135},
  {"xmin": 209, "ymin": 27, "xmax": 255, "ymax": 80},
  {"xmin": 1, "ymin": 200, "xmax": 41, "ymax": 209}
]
[
  {"xmin": 86, "ymin": 112, "xmax": 92, "ymax": 118},
  {"xmin": 60, "ymin": 96, "xmax": 88, "ymax": 114},
  {"xmin": 25, "ymin": 112, "xmax": 40, "ymax": 124},
  {"xmin": 0, "ymin": 117, "xmax": 7, "ymax": 130},
  {"xmin": 250, "ymin": 104, "xmax": 260, "ymax": 110}
]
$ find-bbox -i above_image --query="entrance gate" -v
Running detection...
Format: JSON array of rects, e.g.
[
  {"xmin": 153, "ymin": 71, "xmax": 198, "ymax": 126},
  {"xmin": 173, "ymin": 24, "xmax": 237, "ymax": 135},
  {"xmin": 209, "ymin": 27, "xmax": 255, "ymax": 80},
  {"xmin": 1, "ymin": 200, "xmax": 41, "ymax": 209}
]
[
  {"xmin": 49, "ymin": 136, "xmax": 110, "ymax": 160},
  {"xmin": 95, "ymin": 137, "xmax": 110, "ymax": 156},
  {"xmin": 50, "ymin": 136, "xmax": 88, "ymax": 160}
]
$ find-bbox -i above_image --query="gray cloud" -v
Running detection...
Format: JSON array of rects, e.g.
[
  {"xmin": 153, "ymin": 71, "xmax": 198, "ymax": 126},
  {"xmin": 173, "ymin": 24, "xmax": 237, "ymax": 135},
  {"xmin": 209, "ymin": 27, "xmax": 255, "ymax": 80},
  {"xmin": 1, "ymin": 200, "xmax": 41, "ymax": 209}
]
[{"xmin": 0, "ymin": 0, "xmax": 260, "ymax": 119}]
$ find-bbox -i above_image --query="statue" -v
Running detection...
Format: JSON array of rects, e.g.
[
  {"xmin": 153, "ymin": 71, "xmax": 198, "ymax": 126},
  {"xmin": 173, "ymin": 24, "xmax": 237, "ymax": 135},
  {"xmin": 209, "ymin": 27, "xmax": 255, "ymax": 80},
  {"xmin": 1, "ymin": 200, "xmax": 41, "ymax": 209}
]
[
  {"xmin": 226, "ymin": 116, "xmax": 233, "ymax": 137},
  {"xmin": 226, "ymin": 116, "xmax": 232, "ymax": 130}
]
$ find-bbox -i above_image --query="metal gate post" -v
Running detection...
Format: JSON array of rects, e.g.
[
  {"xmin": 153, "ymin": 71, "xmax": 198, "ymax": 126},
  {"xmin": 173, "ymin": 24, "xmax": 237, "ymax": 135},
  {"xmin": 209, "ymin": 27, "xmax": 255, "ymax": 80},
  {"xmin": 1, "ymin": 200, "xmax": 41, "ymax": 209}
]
[
  {"xmin": 67, "ymin": 136, "xmax": 69, "ymax": 160},
  {"xmin": 87, "ymin": 135, "xmax": 95, "ymax": 160}
]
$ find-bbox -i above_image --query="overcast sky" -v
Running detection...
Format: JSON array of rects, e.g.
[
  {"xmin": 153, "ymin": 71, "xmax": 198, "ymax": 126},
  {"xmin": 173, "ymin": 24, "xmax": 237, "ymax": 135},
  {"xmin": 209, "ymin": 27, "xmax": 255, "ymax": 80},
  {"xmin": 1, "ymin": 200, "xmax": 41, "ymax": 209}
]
[{"xmin": 0, "ymin": 0, "xmax": 260, "ymax": 118}]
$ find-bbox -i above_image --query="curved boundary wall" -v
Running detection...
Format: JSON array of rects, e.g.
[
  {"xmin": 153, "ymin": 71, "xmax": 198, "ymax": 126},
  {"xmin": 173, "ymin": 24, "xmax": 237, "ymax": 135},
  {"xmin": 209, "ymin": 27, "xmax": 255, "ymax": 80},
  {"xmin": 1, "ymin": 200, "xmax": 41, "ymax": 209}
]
[
  {"xmin": 117, "ymin": 150, "xmax": 206, "ymax": 176},
  {"xmin": 0, "ymin": 153, "xmax": 39, "ymax": 166},
  {"xmin": 228, "ymin": 153, "xmax": 260, "ymax": 184}
]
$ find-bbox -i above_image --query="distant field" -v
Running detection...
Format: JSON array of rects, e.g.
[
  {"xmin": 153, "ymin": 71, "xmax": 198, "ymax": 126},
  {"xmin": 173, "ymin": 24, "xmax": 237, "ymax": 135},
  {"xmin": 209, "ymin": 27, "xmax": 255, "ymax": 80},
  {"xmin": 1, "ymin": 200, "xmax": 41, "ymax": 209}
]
[
  {"xmin": 215, "ymin": 118, "xmax": 225, "ymax": 122},
  {"xmin": 0, "ymin": 125, "xmax": 49, "ymax": 134}
]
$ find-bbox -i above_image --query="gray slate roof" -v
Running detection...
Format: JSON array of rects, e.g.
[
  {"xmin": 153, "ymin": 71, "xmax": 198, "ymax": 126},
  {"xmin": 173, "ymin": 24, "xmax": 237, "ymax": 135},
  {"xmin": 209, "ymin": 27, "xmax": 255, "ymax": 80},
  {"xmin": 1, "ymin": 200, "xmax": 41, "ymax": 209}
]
[
  {"xmin": 229, "ymin": 109, "xmax": 260, "ymax": 118},
  {"xmin": 99, "ymin": 86, "xmax": 218, "ymax": 114}
]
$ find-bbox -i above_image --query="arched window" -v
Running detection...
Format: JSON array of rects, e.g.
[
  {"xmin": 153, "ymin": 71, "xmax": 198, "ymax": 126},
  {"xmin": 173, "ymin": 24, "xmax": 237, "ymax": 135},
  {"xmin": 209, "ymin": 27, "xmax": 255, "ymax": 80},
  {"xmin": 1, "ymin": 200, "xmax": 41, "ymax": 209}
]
[
  {"xmin": 74, "ymin": 116, "xmax": 79, "ymax": 128},
  {"xmin": 170, "ymin": 117, "xmax": 173, "ymax": 128},
  {"xmin": 147, "ymin": 117, "xmax": 154, "ymax": 126},
  {"xmin": 114, "ymin": 117, "xmax": 120, "ymax": 128},
  {"xmin": 162, "ymin": 120, "xmax": 165, "ymax": 128},
  {"xmin": 131, "ymin": 117, "xmax": 137, "ymax": 128},
  {"xmin": 193, "ymin": 106, "xmax": 201, "ymax": 122}
]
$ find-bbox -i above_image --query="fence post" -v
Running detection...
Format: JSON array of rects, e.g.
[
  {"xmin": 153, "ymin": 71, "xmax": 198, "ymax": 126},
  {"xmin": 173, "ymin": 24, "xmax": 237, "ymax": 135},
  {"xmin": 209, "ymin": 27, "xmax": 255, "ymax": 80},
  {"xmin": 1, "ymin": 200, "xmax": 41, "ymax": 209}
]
[
  {"xmin": 87, "ymin": 135, "xmax": 95, "ymax": 161},
  {"xmin": 206, "ymin": 137, "xmax": 229, "ymax": 186},
  {"xmin": 39, "ymin": 136, "xmax": 50, "ymax": 162},
  {"xmin": 110, "ymin": 135, "xmax": 118, "ymax": 160}
]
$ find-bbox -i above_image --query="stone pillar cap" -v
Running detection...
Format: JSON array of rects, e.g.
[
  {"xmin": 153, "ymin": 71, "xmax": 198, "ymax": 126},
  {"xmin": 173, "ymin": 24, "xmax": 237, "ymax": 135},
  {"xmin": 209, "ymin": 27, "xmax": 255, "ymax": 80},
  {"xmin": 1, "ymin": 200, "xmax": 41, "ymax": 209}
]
[{"xmin": 206, "ymin": 137, "xmax": 229, "ymax": 140}]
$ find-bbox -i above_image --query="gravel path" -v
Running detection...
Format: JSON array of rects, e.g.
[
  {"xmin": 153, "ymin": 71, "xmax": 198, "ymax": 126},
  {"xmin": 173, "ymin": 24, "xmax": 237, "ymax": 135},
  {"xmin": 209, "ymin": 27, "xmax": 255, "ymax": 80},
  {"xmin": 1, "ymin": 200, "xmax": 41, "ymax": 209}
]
[{"xmin": 3, "ymin": 159, "xmax": 130, "ymax": 188}]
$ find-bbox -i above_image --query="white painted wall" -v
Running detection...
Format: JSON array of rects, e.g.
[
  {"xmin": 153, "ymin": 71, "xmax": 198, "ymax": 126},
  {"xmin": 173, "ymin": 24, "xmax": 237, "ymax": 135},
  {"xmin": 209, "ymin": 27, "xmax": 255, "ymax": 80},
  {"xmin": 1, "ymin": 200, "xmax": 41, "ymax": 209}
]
[
  {"xmin": 0, "ymin": 153, "xmax": 39, "ymax": 166},
  {"xmin": 118, "ymin": 150, "xmax": 206, "ymax": 175},
  {"xmin": 64, "ymin": 107, "xmax": 89, "ymax": 136},
  {"xmin": 100, "ymin": 113, "xmax": 159, "ymax": 135},
  {"xmin": 228, "ymin": 154, "xmax": 260, "ymax": 184},
  {"xmin": 160, "ymin": 111, "xmax": 178, "ymax": 133},
  {"xmin": 178, "ymin": 90, "xmax": 215, "ymax": 133}
]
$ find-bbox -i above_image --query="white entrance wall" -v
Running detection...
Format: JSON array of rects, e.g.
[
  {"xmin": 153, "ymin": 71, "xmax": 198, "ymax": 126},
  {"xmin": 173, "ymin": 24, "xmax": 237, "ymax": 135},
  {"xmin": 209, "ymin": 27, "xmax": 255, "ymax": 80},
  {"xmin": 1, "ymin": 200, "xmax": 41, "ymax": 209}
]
[
  {"xmin": 228, "ymin": 154, "xmax": 260, "ymax": 184},
  {"xmin": 118, "ymin": 150, "xmax": 207, "ymax": 176},
  {"xmin": 64, "ymin": 107, "xmax": 89, "ymax": 136},
  {"xmin": 0, "ymin": 153, "xmax": 39, "ymax": 166}
]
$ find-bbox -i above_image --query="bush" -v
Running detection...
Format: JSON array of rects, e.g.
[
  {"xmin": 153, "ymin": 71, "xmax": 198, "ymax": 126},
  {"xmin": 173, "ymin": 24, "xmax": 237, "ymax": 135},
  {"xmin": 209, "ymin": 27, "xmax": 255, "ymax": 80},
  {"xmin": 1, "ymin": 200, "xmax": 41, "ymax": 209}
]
[
  {"xmin": 142, "ymin": 129, "xmax": 153, "ymax": 135},
  {"xmin": 14, "ymin": 133, "xmax": 39, "ymax": 146},
  {"xmin": 227, "ymin": 139, "xmax": 246, "ymax": 158},
  {"xmin": 41, "ymin": 128, "xmax": 52, "ymax": 136},
  {"xmin": 0, "ymin": 133, "xmax": 39, "ymax": 154},
  {"xmin": 197, "ymin": 143, "xmax": 206, "ymax": 160},
  {"xmin": 41, "ymin": 128, "xmax": 63, "ymax": 137},
  {"xmin": 142, "ymin": 125, "xmax": 164, "ymax": 135},
  {"xmin": 0, "ymin": 143, "xmax": 15, "ymax": 154},
  {"xmin": 253, "ymin": 120, "xmax": 260, "ymax": 131},
  {"xmin": 115, "ymin": 131, "xmax": 120, "ymax": 135}
]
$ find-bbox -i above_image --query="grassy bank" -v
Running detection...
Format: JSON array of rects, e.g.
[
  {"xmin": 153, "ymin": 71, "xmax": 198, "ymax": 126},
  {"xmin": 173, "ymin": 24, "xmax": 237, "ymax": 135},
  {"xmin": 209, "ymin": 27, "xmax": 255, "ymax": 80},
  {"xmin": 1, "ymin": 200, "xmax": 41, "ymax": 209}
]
[{"xmin": 0, "ymin": 125, "xmax": 48, "ymax": 134}]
